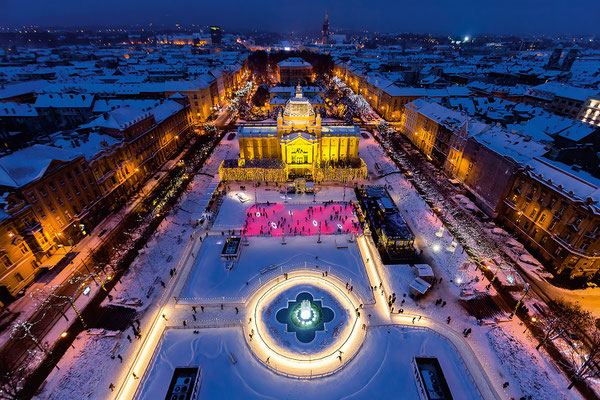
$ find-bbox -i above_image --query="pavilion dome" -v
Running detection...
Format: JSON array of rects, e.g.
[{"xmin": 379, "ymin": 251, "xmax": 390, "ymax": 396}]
[{"xmin": 283, "ymin": 86, "xmax": 315, "ymax": 119}]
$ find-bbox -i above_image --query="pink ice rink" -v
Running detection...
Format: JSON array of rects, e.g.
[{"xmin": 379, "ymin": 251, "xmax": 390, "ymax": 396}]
[{"xmin": 242, "ymin": 202, "xmax": 361, "ymax": 237}]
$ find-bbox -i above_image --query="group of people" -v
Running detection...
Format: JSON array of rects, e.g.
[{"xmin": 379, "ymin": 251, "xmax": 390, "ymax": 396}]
[{"xmin": 241, "ymin": 202, "xmax": 360, "ymax": 237}]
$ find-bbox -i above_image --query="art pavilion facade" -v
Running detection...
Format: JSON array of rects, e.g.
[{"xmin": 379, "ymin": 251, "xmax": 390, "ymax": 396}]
[{"xmin": 220, "ymin": 86, "xmax": 366, "ymax": 183}]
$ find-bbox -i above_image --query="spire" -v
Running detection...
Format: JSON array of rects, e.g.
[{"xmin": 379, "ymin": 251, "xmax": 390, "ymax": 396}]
[{"xmin": 322, "ymin": 10, "xmax": 329, "ymax": 45}]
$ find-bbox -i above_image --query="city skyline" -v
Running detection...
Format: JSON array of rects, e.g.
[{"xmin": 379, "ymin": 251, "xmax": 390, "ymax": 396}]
[{"xmin": 1, "ymin": 0, "xmax": 600, "ymax": 35}]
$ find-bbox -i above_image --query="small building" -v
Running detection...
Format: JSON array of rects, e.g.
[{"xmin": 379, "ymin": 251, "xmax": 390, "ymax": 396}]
[
  {"xmin": 412, "ymin": 264, "xmax": 435, "ymax": 283},
  {"xmin": 276, "ymin": 58, "xmax": 314, "ymax": 85},
  {"xmin": 409, "ymin": 277, "xmax": 432, "ymax": 297},
  {"xmin": 356, "ymin": 186, "xmax": 415, "ymax": 256}
]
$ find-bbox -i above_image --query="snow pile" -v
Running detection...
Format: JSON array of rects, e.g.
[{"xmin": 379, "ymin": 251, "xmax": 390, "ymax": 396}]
[{"xmin": 487, "ymin": 326, "xmax": 569, "ymax": 399}]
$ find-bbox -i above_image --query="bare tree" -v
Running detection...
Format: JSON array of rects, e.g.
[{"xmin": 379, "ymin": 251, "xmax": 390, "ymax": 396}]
[
  {"xmin": 0, "ymin": 359, "xmax": 27, "ymax": 400},
  {"xmin": 561, "ymin": 326, "xmax": 600, "ymax": 390},
  {"xmin": 535, "ymin": 300, "xmax": 591, "ymax": 350}
]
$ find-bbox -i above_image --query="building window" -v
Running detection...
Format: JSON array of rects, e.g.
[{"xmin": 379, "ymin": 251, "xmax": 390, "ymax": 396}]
[
  {"xmin": 530, "ymin": 209, "xmax": 537, "ymax": 218},
  {"xmin": 19, "ymin": 243, "xmax": 28, "ymax": 254},
  {"xmin": 1, "ymin": 255, "xmax": 12, "ymax": 268},
  {"xmin": 14, "ymin": 273, "xmax": 23, "ymax": 282},
  {"xmin": 539, "ymin": 213, "xmax": 546, "ymax": 223}
]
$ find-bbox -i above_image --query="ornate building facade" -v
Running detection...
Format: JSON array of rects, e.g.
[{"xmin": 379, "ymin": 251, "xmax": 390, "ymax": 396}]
[{"xmin": 221, "ymin": 86, "xmax": 365, "ymax": 182}]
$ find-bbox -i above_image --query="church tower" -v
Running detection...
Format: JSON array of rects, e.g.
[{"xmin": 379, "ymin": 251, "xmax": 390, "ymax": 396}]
[{"xmin": 322, "ymin": 11, "xmax": 329, "ymax": 45}]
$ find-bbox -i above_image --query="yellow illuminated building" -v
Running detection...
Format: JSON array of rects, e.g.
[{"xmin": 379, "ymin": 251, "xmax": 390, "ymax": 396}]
[{"xmin": 221, "ymin": 86, "xmax": 366, "ymax": 182}]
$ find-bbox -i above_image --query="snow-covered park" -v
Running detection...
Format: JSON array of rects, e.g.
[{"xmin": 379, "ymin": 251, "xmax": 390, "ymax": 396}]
[{"xmin": 34, "ymin": 133, "xmax": 583, "ymax": 400}]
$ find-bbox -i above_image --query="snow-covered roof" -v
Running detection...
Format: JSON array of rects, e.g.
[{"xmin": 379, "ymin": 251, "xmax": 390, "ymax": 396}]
[
  {"xmin": 83, "ymin": 107, "xmax": 151, "ymax": 131},
  {"xmin": 151, "ymin": 101, "xmax": 184, "ymax": 123},
  {"xmin": 0, "ymin": 102, "xmax": 38, "ymax": 117},
  {"xmin": 277, "ymin": 57, "xmax": 312, "ymax": 68},
  {"xmin": 34, "ymin": 93, "xmax": 94, "ymax": 108},
  {"xmin": 0, "ymin": 80, "xmax": 47, "ymax": 100},
  {"xmin": 53, "ymin": 132, "xmax": 121, "ymax": 160},
  {"xmin": 512, "ymin": 113, "xmax": 597, "ymax": 142},
  {"xmin": 528, "ymin": 81, "xmax": 598, "ymax": 102},
  {"xmin": 472, "ymin": 126, "xmax": 548, "ymax": 164},
  {"xmin": 525, "ymin": 157, "xmax": 600, "ymax": 207},
  {"xmin": 0, "ymin": 144, "xmax": 81, "ymax": 188}
]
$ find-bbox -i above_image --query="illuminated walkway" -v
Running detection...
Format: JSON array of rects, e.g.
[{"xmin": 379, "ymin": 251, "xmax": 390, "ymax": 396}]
[{"xmin": 244, "ymin": 271, "xmax": 366, "ymax": 378}]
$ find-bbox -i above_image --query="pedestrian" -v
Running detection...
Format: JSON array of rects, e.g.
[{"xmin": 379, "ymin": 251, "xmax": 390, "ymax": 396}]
[
  {"xmin": 192, "ymin": 306, "xmax": 196, "ymax": 313},
  {"xmin": 117, "ymin": 354, "xmax": 123, "ymax": 363},
  {"xmin": 266, "ymin": 356, "xmax": 270, "ymax": 364},
  {"xmin": 160, "ymin": 280, "xmax": 165, "ymax": 288},
  {"xmin": 201, "ymin": 306, "xmax": 204, "ymax": 312},
  {"xmin": 221, "ymin": 304, "xmax": 224, "ymax": 310},
  {"xmin": 192, "ymin": 314, "xmax": 196, "ymax": 321},
  {"xmin": 442, "ymin": 301, "xmax": 446, "ymax": 307},
  {"xmin": 183, "ymin": 320, "xmax": 187, "ymax": 327},
  {"xmin": 235, "ymin": 307, "xmax": 239, "ymax": 314},
  {"xmin": 133, "ymin": 373, "xmax": 139, "ymax": 380},
  {"xmin": 447, "ymin": 316, "xmax": 451, "ymax": 324},
  {"xmin": 502, "ymin": 382, "xmax": 509, "ymax": 389},
  {"xmin": 162, "ymin": 314, "xmax": 167, "ymax": 321},
  {"xmin": 418, "ymin": 316, "xmax": 421, "ymax": 321},
  {"xmin": 362, "ymin": 323, "xmax": 366, "ymax": 330},
  {"xmin": 127, "ymin": 335, "xmax": 132, "ymax": 343},
  {"xmin": 109, "ymin": 383, "xmax": 115, "ymax": 391},
  {"xmin": 350, "ymin": 285, "xmax": 353, "ymax": 292},
  {"xmin": 368, "ymin": 314, "xmax": 371, "ymax": 319},
  {"xmin": 412, "ymin": 317, "xmax": 416, "ymax": 324}
]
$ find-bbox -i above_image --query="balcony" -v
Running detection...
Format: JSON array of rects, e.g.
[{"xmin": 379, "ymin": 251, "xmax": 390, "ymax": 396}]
[
  {"xmin": 24, "ymin": 222, "xmax": 43, "ymax": 234},
  {"xmin": 566, "ymin": 223, "xmax": 580, "ymax": 233}
]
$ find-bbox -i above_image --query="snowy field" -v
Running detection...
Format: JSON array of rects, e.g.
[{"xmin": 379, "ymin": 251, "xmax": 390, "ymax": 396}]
[
  {"xmin": 180, "ymin": 235, "xmax": 371, "ymax": 303},
  {"xmin": 136, "ymin": 326, "xmax": 482, "ymax": 400}
]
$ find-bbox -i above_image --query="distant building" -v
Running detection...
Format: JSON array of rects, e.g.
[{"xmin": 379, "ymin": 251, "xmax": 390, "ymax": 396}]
[
  {"xmin": 276, "ymin": 58, "xmax": 314, "ymax": 85},
  {"xmin": 498, "ymin": 158, "xmax": 600, "ymax": 278},
  {"xmin": 523, "ymin": 82, "xmax": 595, "ymax": 119},
  {"xmin": 221, "ymin": 86, "xmax": 365, "ymax": 182},
  {"xmin": 322, "ymin": 11, "xmax": 329, "ymax": 45},
  {"xmin": 210, "ymin": 26, "xmax": 222, "ymax": 45},
  {"xmin": 546, "ymin": 48, "xmax": 562, "ymax": 70},
  {"xmin": 577, "ymin": 96, "xmax": 600, "ymax": 127},
  {"xmin": 34, "ymin": 93, "xmax": 95, "ymax": 130}
]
